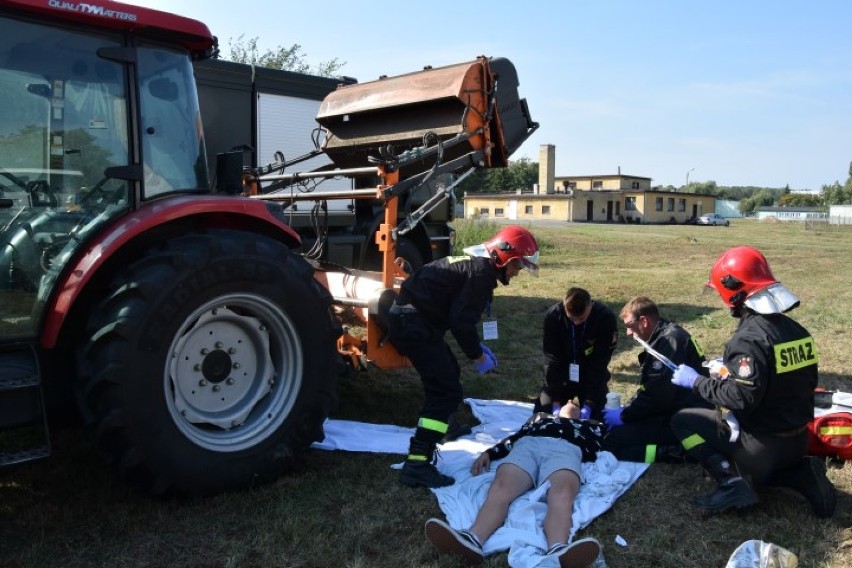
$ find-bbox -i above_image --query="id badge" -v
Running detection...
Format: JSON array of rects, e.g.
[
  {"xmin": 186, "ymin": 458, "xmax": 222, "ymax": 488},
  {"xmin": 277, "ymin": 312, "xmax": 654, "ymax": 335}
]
[
  {"xmin": 569, "ymin": 363, "xmax": 580, "ymax": 383},
  {"xmin": 482, "ymin": 320, "xmax": 498, "ymax": 340}
]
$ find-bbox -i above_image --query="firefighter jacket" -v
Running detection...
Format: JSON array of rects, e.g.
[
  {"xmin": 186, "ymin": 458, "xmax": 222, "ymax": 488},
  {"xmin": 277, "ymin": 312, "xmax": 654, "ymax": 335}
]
[
  {"xmin": 621, "ymin": 319, "xmax": 711, "ymax": 423},
  {"xmin": 693, "ymin": 310, "xmax": 819, "ymax": 434},
  {"xmin": 395, "ymin": 255, "xmax": 498, "ymax": 360},
  {"xmin": 485, "ymin": 412, "xmax": 604, "ymax": 463},
  {"xmin": 542, "ymin": 300, "xmax": 618, "ymax": 394}
]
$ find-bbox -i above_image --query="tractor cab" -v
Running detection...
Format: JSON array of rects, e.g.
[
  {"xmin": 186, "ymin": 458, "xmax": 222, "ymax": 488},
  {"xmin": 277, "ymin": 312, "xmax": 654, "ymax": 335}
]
[{"xmin": 0, "ymin": 5, "xmax": 211, "ymax": 338}]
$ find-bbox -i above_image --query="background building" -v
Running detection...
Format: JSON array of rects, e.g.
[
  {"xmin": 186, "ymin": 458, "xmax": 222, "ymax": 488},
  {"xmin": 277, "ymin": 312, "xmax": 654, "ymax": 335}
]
[
  {"xmin": 464, "ymin": 144, "xmax": 715, "ymax": 224},
  {"xmin": 754, "ymin": 206, "xmax": 827, "ymax": 222}
]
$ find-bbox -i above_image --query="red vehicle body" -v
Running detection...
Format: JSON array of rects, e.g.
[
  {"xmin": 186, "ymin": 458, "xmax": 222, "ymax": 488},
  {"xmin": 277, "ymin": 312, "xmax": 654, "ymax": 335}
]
[{"xmin": 0, "ymin": 0, "xmax": 538, "ymax": 495}]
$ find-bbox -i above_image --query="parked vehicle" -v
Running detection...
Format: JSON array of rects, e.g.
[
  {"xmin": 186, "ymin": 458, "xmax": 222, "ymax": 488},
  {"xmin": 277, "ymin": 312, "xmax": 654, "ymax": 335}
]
[
  {"xmin": 697, "ymin": 213, "xmax": 730, "ymax": 226},
  {"xmin": 0, "ymin": 0, "xmax": 537, "ymax": 496}
]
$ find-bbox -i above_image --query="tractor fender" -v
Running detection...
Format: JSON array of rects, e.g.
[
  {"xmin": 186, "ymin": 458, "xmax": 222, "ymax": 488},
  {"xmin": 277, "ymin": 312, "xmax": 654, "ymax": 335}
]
[{"xmin": 41, "ymin": 195, "xmax": 301, "ymax": 348}]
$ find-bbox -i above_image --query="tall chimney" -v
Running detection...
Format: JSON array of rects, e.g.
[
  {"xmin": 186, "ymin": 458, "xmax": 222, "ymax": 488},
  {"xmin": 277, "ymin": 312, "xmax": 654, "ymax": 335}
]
[{"xmin": 539, "ymin": 144, "xmax": 555, "ymax": 195}]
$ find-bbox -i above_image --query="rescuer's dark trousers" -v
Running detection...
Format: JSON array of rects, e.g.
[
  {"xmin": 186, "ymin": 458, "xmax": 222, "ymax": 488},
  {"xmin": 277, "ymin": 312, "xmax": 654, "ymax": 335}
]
[
  {"xmin": 387, "ymin": 311, "xmax": 462, "ymax": 446},
  {"xmin": 602, "ymin": 415, "xmax": 680, "ymax": 462},
  {"xmin": 670, "ymin": 407, "xmax": 808, "ymax": 484}
]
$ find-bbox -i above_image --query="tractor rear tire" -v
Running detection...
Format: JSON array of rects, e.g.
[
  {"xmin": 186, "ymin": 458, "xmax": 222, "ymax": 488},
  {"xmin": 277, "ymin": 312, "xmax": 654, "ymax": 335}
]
[{"xmin": 76, "ymin": 229, "xmax": 341, "ymax": 497}]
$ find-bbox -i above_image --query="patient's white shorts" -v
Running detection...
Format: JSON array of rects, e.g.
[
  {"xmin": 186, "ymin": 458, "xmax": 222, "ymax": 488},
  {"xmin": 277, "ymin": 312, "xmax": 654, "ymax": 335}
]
[{"xmin": 498, "ymin": 436, "xmax": 583, "ymax": 486}]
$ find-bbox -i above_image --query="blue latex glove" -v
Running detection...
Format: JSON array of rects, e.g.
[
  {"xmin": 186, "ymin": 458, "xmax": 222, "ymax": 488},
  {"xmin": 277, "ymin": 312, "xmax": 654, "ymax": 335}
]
[
  {"xmin": 671, "ymin": 364, "xmax": 700, "ymax": 389},
  {"xmin": 579, "ymin": 404, "xmax": 593, "ymax": 420},
  {"xmin": 603, "ymin": 407, "xmax": 624, "ymax": 428},
  {"xmin": 475, "ymin": 344, "xmax": 498, "ymax": 374},
  {"xmin": 480, "ymin": 344, "xmax": 498, "ymax": 368}
]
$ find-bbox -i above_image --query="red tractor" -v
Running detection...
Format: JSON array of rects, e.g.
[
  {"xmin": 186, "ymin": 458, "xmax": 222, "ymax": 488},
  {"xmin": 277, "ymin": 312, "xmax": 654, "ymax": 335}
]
[{"xmin": 0, "ymin": 0, "xmax": 537, "ymax": 496}]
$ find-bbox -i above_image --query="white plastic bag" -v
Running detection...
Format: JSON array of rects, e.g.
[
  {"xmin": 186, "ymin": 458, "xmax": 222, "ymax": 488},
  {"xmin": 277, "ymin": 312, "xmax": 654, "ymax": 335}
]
[{"xmin": 725, "ymin": 539, "xmax": 798, "ymax": 568}]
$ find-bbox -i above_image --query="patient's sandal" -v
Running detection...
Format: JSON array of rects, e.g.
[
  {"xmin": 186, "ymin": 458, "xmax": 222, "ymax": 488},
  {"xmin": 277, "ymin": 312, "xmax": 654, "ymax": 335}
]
[
  {"xmin": 546, "ymin": 537, "xmax": 602, "ymax": 568},
  {"xmin": 424, "ymin": 518, "xmax": 484, "ymax": 565}
]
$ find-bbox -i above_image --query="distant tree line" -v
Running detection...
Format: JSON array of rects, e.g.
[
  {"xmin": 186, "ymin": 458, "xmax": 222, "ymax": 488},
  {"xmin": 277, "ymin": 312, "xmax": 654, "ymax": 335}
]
[
  {"xmin": 456, "ymin": 159, "xmax": 852, "ymax": 215},
  {"xmin": 220, "ymin": 35, "xmax": 345, "ymax": 77}
]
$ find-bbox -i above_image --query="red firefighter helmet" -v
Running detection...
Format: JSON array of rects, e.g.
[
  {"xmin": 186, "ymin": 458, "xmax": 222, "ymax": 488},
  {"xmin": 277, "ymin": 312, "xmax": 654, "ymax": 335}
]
[
  {"xmin": 706, "ymin": 246, "xmax": 778, "ymax": 307},
  {"xmin": 484, "ymin": 225, "xmax": 540, "ymax": 272}
]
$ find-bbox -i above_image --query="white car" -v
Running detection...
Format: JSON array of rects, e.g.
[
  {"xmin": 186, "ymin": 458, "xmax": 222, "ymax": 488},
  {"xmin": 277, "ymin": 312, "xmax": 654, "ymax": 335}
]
[{"xmin": 697, "ymin": 213, "xmax": 730, "ymax": 226}]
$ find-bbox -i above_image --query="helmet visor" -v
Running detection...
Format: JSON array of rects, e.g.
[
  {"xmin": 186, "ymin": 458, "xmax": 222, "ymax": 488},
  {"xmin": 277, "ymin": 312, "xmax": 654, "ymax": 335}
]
[{"xmin": 517, "ymin": 250, "xmax": 540, "ymax": 277}]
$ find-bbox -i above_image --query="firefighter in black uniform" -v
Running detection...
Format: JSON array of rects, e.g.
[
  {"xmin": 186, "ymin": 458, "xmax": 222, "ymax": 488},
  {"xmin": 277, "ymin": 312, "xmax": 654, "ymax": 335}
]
[
  {"xmin": 534, "ymin": 287, "xmax": 618, "ymax": 420},
  {"xmin": 602, "ymin": 296, "xmax": 712, "ymax": 463},
  {"xmin": 670, "ymin": 246, "xmax": 836, "ymax": 517},
  {"xmin": 388, "ymin": 225, "xmax": 540, "ymax": 488}
]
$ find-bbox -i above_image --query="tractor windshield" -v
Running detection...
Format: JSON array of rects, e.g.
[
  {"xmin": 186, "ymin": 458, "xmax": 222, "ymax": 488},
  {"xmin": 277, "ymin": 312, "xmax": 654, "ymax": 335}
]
[{"xmin": 0, "ymin": 15, "xmax": 132, "ymax": 339}]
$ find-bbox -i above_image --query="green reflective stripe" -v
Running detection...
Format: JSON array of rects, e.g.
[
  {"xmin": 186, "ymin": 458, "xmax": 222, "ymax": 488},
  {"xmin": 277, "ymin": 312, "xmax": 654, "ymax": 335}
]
[
  {"xmin": 691, "ymin": 337, "xmax": 705, "ymax": 358},
  {"xmin": 418, "ymin": 417, "xmax": 449, "ymax": 434},
  {"xmin": 407, "ymin": 454, "xmax": 427, "ymax": 462},
  {"xmin": 584, "ymin": 346, "xmax": 594, "ymax": 356},
  {"xmin": 820, "ymin": 426, "xmax": 852, "ymax": 435},
  {"xmin": 682, "ymin": 434, "xmax": 704, "ymax": 451},
  {"xmin": 646, "ymin": 445, "xmax": 657, "ymax": 463},
  {"xmin": 774, "ymin": 336, "xmax": 818, "ymax": 373}
]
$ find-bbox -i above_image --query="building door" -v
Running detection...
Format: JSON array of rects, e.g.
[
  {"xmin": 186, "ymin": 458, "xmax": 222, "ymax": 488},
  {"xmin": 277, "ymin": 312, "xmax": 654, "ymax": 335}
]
[
  {"xmin": 606, "ymin": 201, "xmax": 614, "ymax": 221},
  {"xmin": 586, "ymin": 200, "xmax": 594, "ymax": 221},
  {"xmin": 508, "ymin": 200, "xmax": 518, "ymax": 220},
  {"xmin": 692, "ymin": 203, "xmax": 699, "ymax": 218}
]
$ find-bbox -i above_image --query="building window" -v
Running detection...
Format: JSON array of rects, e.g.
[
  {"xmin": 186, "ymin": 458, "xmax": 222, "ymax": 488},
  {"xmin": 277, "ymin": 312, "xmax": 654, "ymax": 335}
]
[
  {"xmin": 592, "ymin": 181, "xmax": 603, "ymax": 189},
  {"xmin": 655, "ymin": 197, "xmax": 663, "ymax": 211},
  {"xmin": 631, "ymin": 181, "xmax": 639, "ymax": 189},
  {"xmin": 542, "ymin": 205, "xmax": 551, "ymax": 215},
  {"xmin": 480, "ymin": 208, "xmax": 489, "ymax": 215},
  {"xmin": 667, "ymin": 198, "xmax": 675, "ymax": 212},
  {"xmin": 524, "ymin": 205, "xmax": 533, "ymax": 214},
  {"xmin": 495, "ymin": 208, "xmax": 504, "ymax": 217},
  {"xmin": 625, "ymin": 197, "xmax": 636, "ymax": 211},
  {"xmin": 678, "ymin": 199, "xmax": 686, "ymax": 212}
]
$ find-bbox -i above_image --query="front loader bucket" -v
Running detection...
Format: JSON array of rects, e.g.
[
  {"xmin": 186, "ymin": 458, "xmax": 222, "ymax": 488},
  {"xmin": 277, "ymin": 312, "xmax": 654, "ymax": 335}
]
[{"xmin": 316, "ymin": 56, "xmax": 537, "ymax": 173}]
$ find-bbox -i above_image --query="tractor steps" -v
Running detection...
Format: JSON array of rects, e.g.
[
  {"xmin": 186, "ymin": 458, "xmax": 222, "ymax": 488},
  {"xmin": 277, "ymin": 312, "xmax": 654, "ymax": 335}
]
[{"xmin": 0, "ymin": 347, "xmax": 51, "ymax": 467}]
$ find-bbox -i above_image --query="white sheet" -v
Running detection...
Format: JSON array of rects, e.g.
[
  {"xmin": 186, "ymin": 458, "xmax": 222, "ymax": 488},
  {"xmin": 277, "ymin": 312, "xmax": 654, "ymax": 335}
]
[
  {"xmin": 312, "ymin": 398, "xmax": 649, "ymax": 567},
  {"xmin": 431, "ymin": 399, "xmax": 647, "ymax": 567}
]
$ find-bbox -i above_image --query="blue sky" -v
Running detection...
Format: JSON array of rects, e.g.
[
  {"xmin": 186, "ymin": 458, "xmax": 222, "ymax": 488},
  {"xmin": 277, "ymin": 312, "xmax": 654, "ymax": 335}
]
[{"xmin": 123, "ymin": 0, "xmax": 851, "ymax": 190}]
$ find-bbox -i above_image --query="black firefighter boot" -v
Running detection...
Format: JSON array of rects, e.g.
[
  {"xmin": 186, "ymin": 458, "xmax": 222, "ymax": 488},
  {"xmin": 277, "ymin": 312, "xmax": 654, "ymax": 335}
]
[
  {"xmin": 693, "ymin": 454, "xmax": 758, "ymax": 514},
  {"xmin": 765, "ymin": 456, "xmax": 837, "ymax": 518},
  {"xmin": 442, "ymin": 410, "xmax": 472, "ymax": 443},
  {"xmin": 399, "ymin": 437, "xmax": 455, "ymax": 488}
]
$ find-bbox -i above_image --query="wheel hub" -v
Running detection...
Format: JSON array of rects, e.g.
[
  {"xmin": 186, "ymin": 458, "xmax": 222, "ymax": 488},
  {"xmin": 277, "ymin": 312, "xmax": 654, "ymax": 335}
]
[
  {"xmin": 202, "ymin": 350, "xmax": 232, "ymax": 383},
  {"xmin": 169, "ymin": 307, "xmax": 274, "ymax": 429}
]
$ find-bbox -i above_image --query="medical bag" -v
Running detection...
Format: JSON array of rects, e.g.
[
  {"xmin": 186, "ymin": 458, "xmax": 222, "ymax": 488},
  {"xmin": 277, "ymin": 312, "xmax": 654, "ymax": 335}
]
[{"xmin": 807, "ymin": 390, "xmax": 852, "ymax": 461}]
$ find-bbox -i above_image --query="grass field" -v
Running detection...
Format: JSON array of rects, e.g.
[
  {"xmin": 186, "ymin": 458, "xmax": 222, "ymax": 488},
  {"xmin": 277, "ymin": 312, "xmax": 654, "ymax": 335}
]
[{"xmin": 1, "ymin": 218, "xmax": 851, "ymax": 568}]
